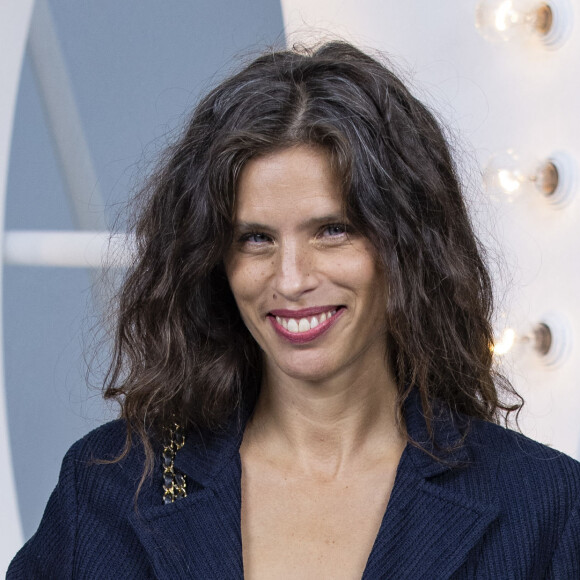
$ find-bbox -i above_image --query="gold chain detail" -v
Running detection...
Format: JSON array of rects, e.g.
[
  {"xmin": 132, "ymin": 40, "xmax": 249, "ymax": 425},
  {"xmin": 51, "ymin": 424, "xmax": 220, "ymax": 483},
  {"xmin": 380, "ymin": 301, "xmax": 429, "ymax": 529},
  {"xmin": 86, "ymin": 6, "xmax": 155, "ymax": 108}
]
[{"xmin": 162, "ymin": 423, "xmax": 187, "ymax": 504}]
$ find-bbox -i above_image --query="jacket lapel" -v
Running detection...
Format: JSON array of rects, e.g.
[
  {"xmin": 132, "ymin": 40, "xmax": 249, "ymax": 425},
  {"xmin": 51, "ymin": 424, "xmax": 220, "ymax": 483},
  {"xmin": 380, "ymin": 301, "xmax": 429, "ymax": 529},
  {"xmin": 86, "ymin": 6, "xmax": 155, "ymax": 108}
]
[
  {"xmin": 363, "ymin": 392, "xmax": 500, "ymax": 579},
  {"xmin": 129, "ymin": 419, "xmax": 246, "ymax": 580},
  {"xmin": 363, "ymin": 450, "xmax": 499, "ymax": 579}
]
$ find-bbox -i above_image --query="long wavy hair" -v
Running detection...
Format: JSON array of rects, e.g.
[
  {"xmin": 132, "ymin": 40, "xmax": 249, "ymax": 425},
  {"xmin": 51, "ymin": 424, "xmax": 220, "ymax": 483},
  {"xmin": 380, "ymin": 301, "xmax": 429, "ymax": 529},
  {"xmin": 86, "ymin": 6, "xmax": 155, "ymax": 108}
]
[{"xmin": 105, "ymin": 41, "xmax": 520, "ymax": 478}]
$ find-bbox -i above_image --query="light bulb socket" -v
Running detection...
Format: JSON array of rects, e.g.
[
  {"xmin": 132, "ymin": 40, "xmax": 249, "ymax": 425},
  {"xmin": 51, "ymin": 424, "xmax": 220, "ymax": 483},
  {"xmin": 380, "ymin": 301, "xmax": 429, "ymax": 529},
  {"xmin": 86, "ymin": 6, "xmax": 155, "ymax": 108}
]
[
  {"xmin": 538, "ymin": 151, "xmax": 577, "ymax": 208},
  {"xmin": 534, "ymin": 4, "xmax": 554, "ymax": 36},
  {"xmin": 534, "ymin": 312, "xmax": 572, "ymax": 367},
  {"xmin": 541, "ymin": 0, "xmax": 574, "ymax": 48},
  {"xmin": 532, "ymin": 322, "xmax": 552, "ymax": 355}
]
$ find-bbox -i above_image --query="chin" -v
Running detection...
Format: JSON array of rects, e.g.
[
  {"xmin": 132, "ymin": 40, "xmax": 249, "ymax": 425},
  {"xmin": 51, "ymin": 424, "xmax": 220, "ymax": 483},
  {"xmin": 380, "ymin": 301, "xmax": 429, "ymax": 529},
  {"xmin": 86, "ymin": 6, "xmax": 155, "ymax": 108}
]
[{"xmin": 271, "ymin": 353, "xmax": 341, "ymax": 383}]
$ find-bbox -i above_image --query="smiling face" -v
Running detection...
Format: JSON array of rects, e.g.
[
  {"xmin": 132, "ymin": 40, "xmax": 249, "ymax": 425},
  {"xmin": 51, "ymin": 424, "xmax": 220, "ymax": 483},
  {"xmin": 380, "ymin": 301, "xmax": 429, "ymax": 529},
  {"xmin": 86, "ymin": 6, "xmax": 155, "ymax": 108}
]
[{"xmin": 224, "ymin": 145, "xmax": 390, "ymax": 384}]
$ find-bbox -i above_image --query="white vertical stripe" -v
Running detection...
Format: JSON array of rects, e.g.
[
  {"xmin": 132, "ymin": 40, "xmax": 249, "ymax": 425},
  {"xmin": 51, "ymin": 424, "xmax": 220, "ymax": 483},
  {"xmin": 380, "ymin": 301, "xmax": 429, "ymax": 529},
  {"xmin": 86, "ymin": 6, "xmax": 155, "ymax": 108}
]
[
  {"xmin": 28, "ymin": 0, "xmax": 107, "ymax": 231},
  {"xmin": 0, "ymin": 0, "xmax": 35, "ymax": 574}
]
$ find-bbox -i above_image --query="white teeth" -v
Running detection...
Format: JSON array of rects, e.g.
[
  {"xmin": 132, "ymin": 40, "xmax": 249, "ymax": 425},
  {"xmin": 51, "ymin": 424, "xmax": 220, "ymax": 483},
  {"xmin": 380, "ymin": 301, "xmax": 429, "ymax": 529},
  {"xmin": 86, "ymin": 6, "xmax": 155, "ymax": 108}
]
[
  {"xmin": 287, "ymin": 319, "xmax": 299, "ymax": 333},
  {"xmin": 275, "ymin": 309, "xmax": 340, "ymax": 334}
]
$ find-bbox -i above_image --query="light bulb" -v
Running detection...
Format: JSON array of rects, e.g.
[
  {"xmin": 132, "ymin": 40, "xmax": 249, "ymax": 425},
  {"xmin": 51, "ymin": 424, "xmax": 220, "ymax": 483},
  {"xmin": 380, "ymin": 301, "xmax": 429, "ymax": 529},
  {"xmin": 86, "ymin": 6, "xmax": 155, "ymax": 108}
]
[
  {"xmin": 492, "ymin": 313, "xmax": 572, "ymax": 366},
  {"xmin": 492, "ymin": 327, "xmax": 517, "ymax": 355},
  {"xmin": 475, "ymin": 0, "xmax": 573, "ymax": 48},
  {"xmin": 483, "ymin": 150, "xmax": 576, "ymax": 208}
]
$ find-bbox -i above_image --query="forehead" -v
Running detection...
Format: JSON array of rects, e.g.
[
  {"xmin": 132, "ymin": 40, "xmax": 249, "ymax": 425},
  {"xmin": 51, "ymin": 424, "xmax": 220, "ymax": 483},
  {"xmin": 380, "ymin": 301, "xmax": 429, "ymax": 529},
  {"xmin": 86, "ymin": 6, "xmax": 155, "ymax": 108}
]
[{"xmin": 234, "ymin": 146, "xmax": 344, "ymax": 220}]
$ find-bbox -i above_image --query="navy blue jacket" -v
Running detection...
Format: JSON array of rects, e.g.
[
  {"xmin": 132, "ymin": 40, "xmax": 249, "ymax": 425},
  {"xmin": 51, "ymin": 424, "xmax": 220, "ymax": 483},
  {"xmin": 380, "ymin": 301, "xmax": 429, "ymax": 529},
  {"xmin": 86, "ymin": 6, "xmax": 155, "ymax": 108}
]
[{"xmin": 8, "ymin": 392, "xmax": 580, "ymax": 579}]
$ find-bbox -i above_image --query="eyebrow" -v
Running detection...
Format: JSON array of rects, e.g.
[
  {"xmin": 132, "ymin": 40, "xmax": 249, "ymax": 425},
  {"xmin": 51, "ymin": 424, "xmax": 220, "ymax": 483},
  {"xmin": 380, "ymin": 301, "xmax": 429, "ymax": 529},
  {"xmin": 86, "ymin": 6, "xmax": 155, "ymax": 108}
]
[{"xmin": 233, "ymin": 214, "xmax": 347, "ymax": 233}]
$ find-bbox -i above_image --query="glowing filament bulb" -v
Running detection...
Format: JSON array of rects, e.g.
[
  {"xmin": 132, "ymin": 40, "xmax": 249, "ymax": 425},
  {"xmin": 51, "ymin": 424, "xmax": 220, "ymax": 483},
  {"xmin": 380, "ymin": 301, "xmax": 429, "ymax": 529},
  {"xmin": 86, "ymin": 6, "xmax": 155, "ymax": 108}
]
[
  {"xmin": 483, "ymin": 150, "xmax": 576, "ymax": 208},
  {"xmin": 492, "ymin": 314, "xmax": 571, "ymax": 367},
  {"xmin": 493, "ymin": 327, "xmax": 517, "ymax": 355},
  {"xmin": 495, "ymin": 1, "xmax": 522, "ymax": 32},
  {"xmin": 475, "ymin": 0, "xmax": 572, "ymax": 48},
  {"xmin": 497, "ymin": 169, "xmax": 523, "ymax": 194}
]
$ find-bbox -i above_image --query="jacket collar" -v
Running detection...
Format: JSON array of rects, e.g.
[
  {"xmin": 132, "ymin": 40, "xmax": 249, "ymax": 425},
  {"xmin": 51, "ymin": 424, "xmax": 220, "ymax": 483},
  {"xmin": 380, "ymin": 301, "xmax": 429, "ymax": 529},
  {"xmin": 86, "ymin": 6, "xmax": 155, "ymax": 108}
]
[
  {"xmin": 130, "ymin": 391, "xmax": 499, "ymax": 579},
  {"xmin": 172, "ymin": 412, "xmax": 246, "ymax": 488},
  {"xmin": 402, "ymin": 388, "xmax": 472, "ymax": 477},
  {"xmin": 173, "ymin": 389, "xmax": 471, "ymax": 485}
]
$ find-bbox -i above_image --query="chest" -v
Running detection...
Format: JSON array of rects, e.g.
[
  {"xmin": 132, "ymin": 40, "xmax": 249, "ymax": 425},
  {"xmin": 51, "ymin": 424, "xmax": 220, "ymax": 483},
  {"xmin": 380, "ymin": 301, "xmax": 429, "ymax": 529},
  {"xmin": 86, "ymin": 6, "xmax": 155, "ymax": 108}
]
[{"xmin": 240, "ymin": 466, "xmax": 397, "ymax": 579}]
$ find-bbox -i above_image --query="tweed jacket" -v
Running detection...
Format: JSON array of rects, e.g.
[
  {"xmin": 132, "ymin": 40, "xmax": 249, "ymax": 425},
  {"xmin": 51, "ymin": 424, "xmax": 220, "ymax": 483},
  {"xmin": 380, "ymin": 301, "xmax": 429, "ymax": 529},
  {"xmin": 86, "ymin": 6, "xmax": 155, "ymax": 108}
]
[{"xmin": 8, "ymin": 391, "xmax": 580, "ymax": 579}]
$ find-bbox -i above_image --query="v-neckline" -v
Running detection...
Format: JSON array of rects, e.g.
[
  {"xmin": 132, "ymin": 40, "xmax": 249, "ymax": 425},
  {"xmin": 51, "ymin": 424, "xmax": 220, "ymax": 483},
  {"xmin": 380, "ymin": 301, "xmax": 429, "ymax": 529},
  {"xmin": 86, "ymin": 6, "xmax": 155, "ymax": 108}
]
[{"xmin": 237, "ymin": 429, "xmax": 411, "ymax": 579}]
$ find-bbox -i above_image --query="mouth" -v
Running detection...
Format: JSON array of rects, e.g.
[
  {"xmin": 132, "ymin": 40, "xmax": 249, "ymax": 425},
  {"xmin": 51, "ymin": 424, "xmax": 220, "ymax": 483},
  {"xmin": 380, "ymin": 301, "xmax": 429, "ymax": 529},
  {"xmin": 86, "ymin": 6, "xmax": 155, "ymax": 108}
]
[{"xmin": 267, "ymin": 306, "xmax": 345, "ymax": 343}]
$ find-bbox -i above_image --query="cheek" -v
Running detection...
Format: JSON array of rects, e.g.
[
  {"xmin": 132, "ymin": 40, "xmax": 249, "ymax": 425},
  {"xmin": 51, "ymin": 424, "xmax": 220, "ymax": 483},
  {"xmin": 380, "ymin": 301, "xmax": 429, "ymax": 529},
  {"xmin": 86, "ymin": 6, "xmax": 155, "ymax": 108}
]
[
  {"xmin": 335, "ymin": 250, "xmax": 387, "ymax": 312},
  {"xmin": 355, "ymin": 243, "xmax": 385, "ymax": 292},
  {"xmin": 225, "ymin": 258, "xmax": 272, "ymax": 306},
  {"xmin": 334, "ymin": 251, "xmax": 381, "ymax": 288}
]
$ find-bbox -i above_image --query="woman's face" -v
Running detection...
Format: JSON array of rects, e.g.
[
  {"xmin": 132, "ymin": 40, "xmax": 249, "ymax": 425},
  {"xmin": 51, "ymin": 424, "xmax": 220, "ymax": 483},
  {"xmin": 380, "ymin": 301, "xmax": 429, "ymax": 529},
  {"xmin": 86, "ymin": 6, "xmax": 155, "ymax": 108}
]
[{"xmin": 224, "ymin": 145, "xmax": 389, "ymax": 383}]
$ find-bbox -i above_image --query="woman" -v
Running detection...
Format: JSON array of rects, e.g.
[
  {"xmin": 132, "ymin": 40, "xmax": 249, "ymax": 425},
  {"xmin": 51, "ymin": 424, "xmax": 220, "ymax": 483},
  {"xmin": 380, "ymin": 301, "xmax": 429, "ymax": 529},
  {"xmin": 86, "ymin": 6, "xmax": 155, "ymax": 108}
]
[{"xmin": 8, "ymin": 41, "xmax": 580, "ymax": 579}]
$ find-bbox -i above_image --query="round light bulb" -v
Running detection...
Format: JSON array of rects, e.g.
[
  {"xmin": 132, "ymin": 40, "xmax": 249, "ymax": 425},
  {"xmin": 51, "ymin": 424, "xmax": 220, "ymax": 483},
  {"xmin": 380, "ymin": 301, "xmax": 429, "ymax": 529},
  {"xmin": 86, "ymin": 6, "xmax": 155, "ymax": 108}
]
[
  {"xmin": 483, "ymin": 150, "xmax": 576, "ymax": 208},
  {"xmin": 475, "ymin": 0, "xmax": 573, "ymax": 48},
  {"xmin": 492, "ymin": 313, "xmax": 572, "ymax": 367}
]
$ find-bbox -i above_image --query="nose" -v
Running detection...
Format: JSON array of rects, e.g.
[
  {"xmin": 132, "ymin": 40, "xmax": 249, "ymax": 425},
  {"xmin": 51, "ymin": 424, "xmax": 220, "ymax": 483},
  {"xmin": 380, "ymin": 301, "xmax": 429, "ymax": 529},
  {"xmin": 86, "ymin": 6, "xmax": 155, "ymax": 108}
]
[{"xmin": 272, "ymin": 241, "xmax": 317, "ymax": 301}]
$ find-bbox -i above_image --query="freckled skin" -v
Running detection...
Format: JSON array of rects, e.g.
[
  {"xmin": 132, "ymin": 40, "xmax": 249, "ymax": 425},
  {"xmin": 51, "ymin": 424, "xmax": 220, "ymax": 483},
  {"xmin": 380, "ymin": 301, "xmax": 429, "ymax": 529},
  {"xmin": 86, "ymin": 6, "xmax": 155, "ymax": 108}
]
[{"xmin": 224, "ymin": 145, "xmax": 390, "ymax": 385}]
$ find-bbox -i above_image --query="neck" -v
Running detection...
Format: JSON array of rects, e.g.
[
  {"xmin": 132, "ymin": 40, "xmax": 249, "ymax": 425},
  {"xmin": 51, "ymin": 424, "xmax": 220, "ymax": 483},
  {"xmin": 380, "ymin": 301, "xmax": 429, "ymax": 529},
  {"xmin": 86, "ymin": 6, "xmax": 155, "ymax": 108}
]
[{"xmin": 243, "ymin": 357, "xmax": 405, "ymax": 479}]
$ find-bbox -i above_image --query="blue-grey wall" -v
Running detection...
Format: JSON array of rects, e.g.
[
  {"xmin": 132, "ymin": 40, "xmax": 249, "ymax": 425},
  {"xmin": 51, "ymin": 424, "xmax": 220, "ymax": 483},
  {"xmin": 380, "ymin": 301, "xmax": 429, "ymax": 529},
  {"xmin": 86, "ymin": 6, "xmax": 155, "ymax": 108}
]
[{"xmin": 6, "ymin": 0, "xmax": 284, "ymax": 539}]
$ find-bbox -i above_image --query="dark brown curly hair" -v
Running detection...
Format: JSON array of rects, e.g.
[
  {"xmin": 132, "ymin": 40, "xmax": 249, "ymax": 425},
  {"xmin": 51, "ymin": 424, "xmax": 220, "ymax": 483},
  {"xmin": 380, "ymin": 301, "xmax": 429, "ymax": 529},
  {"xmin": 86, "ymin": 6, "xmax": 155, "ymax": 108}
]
[{"xmin": 104, "ymin": 41, "xmax": 520, "ymax": 480}]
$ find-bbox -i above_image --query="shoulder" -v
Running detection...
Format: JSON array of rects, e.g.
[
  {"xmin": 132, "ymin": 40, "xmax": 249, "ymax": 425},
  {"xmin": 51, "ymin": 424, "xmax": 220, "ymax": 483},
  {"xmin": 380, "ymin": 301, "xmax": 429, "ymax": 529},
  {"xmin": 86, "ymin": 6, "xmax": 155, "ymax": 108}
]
[
  {"xmin": 69, "ymin": 418, "xmax": 143, "ymax": 458},
  {"xmin": 68, "ymin": 418, "xmax": 128, "ymax": 459},
  {"xmin": 64, "ymin": 419, "xmax": 136, "ymax": 477},
  {"xmin": 467, "ymin": 418, "xmax": 580, "ymax": 474},
  {"xmin": 7, "ymin": 420, "xmax": 160, "ymax": 579},
  {"xmin": 62, "ymin": 419, "xmax": 161, "ymax": 507},
  {"xmin": 463, "ymin": 419, "xmax": 580, "ymax": 508}
]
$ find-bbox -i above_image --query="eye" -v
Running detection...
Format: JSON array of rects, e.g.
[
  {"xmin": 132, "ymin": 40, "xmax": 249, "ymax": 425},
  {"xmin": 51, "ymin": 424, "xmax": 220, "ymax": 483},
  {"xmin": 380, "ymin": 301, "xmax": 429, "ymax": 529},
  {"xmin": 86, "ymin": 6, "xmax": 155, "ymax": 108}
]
[
  {"xmin": 238, "ymin": 231, "xmax": 272, "ymax": 245},
  {"xmin": 320, "ymin": 223, "xmax": 348, "ymax": 237}
]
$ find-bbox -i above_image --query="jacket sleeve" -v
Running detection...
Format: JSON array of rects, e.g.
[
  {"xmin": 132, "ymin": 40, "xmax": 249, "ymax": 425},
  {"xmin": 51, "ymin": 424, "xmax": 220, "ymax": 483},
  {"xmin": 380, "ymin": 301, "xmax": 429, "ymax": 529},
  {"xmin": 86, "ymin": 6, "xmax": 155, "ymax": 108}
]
[
  {"xmin": 6, "ymin": 443, "xmax": 80, "ymax": 580},
  {"xmin": 545, "ymin": 493, "xmax": 580, "ymax": 579}
]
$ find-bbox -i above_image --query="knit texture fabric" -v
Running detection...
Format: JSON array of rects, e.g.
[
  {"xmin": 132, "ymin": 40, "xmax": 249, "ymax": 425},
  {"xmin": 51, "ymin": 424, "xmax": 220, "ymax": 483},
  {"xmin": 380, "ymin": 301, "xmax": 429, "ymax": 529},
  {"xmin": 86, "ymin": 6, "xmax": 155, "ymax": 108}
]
[{"xmin": 8, "ymin": 391, "xmax": 580, "ymax": 579}]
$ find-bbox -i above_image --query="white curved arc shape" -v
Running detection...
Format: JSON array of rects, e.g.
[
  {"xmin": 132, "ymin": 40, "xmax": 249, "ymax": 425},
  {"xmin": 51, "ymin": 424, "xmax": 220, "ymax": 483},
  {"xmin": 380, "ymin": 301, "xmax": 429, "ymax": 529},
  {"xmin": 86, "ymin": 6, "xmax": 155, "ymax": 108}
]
[
  {"xmin": 0, "ymin": 0, "xmax": 36, "ymax": 573},
  {"xmin": 4, "ymin": 231, "xmax": 132, "ymax": 268},
  {"xmin": 28, "ymin": 0, "xmax": 107, "ymax": 232}
]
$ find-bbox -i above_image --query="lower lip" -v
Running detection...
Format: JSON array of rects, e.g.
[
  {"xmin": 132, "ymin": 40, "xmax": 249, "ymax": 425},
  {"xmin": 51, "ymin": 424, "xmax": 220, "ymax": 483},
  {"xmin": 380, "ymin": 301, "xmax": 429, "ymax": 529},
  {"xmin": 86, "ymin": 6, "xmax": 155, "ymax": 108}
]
[{"xmin": 268, "ymin": 309, "xmax": 345, "ymax": 344}]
